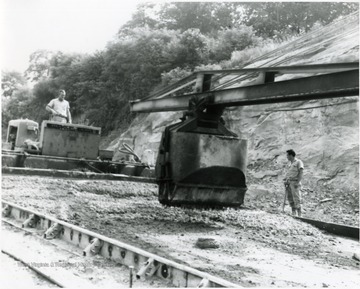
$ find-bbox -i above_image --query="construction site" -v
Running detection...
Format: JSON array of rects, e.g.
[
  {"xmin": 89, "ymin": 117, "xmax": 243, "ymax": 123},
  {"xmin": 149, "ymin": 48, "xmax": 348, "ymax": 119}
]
[{"xmin": 1, "ymin": 6, "xmax": 359, "ymax": 289}]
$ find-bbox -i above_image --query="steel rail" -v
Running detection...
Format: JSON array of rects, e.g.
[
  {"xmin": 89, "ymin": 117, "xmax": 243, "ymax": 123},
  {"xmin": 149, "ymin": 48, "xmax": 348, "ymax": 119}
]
[
  {"xmin": 1, "ymin": 200, "xmax": 241, "ymax": 288},
  {"xmin": 295, "ymin": 216, "xmax": 359, "ymax": 240},
  {"xmin": 1, "ymin": 150, "xmax": 146, "ymax": 167},
  {"xmin": 1, "ymin": 249, "xmax": 64, "ymax": 288},
  {"xmin": 2, "ymin": 167, "xmax": 157, "ymax": 184}
]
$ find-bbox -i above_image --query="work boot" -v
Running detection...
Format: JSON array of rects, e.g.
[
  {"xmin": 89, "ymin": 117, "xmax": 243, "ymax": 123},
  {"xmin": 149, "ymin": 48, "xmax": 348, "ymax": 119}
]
[
  {"xmin": 292, "ymin": 208, "xmax": 296, "ymax": 216},
  {"xmin": 297, "ymin": 208, "xmax": 302, "ymax": 217}
]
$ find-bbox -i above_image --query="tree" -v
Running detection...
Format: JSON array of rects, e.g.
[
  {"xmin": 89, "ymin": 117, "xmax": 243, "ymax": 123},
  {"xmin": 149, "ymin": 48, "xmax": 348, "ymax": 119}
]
[
  {"xmin": 165, "ymin": 28, "xmax": 210, "ymax": 69},
  {"xmin": 71, "ymin": 52, "xmax": 107, "ymax": 116},
  {"xmin": 25, "ymin": 50, "xmax": 56, "ymax": 82},
  {"xmin": 1, "ymin": 71, "xmax": 27, "ymax": 97},
  {"xmin": 208, "ymin": 26, "xmax": 262, "ymax": 62},
  {"xmin": 119, "ymin": 2, "xmax": 244, "ymax": 36},
  {"xmin": 105, "ymin": 28, "xmax": 180, "ymax": 100},
  {"xmin": 2, "ymin": 88, "xmax": 34, "ymax": 127},
  {"xmin": 242, "ymin": 2, "xmax": 359, "ymax": 38},
  {"xmin": 118, "ymin": 2, "xmax": 160, "ymax": 36},
  {"xmin": 158, "ymin": 2, "xmax": 243, "ymax": 34}
]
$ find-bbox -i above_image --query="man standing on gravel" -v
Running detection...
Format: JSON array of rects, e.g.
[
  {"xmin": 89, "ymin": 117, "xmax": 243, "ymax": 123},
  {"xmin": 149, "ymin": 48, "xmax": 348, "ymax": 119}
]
[
  {"xmin": 283, "ymin": 149, "xmax": 304, "ymax": 217},
  {"xmin": 46, "ymin": 89, "xmax": 72, "ymax": 123}
]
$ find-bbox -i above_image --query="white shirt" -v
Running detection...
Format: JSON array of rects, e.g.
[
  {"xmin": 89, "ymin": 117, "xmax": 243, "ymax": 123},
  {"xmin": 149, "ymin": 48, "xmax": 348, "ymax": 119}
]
[
  {"xmin": 47, "ymin": 98, "xmax": 70, "ymax": 123},
  {"xmin": 285, "ymin": 158, "xmax": 304, "ymax": 180}
]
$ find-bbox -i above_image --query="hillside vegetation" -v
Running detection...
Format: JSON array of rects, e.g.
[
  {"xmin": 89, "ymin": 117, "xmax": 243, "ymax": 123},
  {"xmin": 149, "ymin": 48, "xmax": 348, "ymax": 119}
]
[{"xmin": 2, "ymin": 2, "xmax": 358, "ymax": 136}]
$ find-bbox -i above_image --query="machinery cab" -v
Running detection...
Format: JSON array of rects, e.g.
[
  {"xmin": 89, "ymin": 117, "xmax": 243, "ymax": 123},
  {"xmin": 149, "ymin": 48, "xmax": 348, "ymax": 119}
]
[{"xmin": 6, "ymin": 119, "xmax": 39, "ymax": 151}]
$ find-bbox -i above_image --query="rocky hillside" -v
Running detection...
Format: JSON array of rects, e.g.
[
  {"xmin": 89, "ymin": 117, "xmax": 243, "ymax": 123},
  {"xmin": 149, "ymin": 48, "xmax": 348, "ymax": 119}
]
[{"xmin": 107, "ymin": 12, "xmax": 359, "ymax": 223}]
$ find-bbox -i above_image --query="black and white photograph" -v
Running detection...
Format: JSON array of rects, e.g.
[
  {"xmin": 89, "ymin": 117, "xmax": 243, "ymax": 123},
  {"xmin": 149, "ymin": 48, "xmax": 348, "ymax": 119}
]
[{"xmin": 1, "ymin": 0, "xmax": 359, "ymax": 288}]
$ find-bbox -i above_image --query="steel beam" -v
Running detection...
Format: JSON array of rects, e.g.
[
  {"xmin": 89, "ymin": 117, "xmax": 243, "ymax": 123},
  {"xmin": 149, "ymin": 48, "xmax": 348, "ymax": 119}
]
[
  {"xmin": 133, "ymin": 63, "xmax": 359, "ymax": 102},
  {"xmin": 194, "ymin": 62, "xmax": 359, "ymax": 75},
  {"xmin": 130, "ymin": 70, "xmax": 359, "ymax": 113}
]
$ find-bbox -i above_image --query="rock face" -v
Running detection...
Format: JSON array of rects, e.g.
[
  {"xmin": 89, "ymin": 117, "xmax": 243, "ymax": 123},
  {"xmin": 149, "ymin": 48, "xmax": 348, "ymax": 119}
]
[
  {"xmin": 107, "ymin": 12, "xmax": 359, "ymax": 219},
  {"xmin": 231, "ymin": 98, "xmax": 359, "ymax": 184},
  {"xmin": 110, "ymin": 112, "xmax": 182, "ymax": 166},
  {"xmin": 229, "ymin": 99, "xmax": 359, "ymax": 214}
]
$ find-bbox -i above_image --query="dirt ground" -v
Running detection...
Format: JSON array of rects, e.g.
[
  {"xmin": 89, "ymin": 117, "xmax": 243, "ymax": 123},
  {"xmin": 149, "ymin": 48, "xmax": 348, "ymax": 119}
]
[{"xmin": 2, "ymin": 175, "xmax": 360, "ymax": 287}]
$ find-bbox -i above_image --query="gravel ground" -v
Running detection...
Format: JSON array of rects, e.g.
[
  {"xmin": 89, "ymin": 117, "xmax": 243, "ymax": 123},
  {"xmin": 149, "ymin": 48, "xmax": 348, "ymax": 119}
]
[
  {"xmin": 245, "ymin": 183, "xmax": 359, "ymax": 228},
  {"xmin": 2, "ymin": 175, "xmax": 360, "ymax": 287}
]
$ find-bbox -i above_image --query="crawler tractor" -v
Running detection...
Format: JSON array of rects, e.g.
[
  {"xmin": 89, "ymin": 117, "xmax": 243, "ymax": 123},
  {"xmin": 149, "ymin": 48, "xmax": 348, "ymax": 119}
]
[{"xmin": 2, "ymin": 120, "xmax": 152, "ymax": 177}]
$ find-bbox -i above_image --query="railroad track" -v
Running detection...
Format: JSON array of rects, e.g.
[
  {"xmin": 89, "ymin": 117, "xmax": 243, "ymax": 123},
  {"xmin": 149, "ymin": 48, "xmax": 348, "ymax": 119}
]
[
  {"xmin": 294, "ymin": 216, "xmax": 359, "ymax": 240},
  {"xmin": 2, "ymin": 166, "xmax": 156, "ymax": 184},
  {"xmin": 1, "ymin": 200, "xmax": 240, "ymax": 288},
  {"xmin": 1, "ymin": 249, "xmax": 64, "ymax": 287}
]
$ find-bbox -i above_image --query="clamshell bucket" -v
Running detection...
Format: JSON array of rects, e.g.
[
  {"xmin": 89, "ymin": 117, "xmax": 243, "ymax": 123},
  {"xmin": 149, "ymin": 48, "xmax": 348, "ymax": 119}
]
[{"xmin": 156, "ymin": 129, "xmax": 247, "ymax": 208}]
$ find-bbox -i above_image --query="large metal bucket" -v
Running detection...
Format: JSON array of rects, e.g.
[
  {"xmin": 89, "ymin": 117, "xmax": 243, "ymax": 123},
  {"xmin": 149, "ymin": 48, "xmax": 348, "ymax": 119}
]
[{"xmin": 157, "ymin": 131, "xmax": 247, "ymax": 207}]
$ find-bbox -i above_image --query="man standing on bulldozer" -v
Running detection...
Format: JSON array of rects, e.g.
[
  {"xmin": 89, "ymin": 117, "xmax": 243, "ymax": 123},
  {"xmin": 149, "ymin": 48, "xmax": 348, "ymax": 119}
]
[
  {"xmin": 283, "ymin": 149, "xmax": 304, "ymax": 217},
  {"xmin": 46, "ymin": 89, "xmax": 72, "ymax": 123}
]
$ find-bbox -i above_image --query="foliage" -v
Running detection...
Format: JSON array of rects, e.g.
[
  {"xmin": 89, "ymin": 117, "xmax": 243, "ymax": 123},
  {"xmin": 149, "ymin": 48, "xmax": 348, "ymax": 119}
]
[
  {"xmin": 1, "ymin": 71, "xmax": 30, "ymax": 140},
  {"xmin": 119, "ymin": 2, "xmax": 160, "ymax": 35},
  {"xmin": 158, "ymin": 2, "xmax": 242, "ymax": 34},
  {"xmin": 120, "ymin": 2, "xmax": 358, "ymax": 39},
  {"xmin": 118, "ymin": 2, "xmax": 244, "ymax": 36},
  {"xmin": 224, "ymin": 39, "xmax": 283, "ymax": 69},
  {"xmin": 242, "ymin": 2, "xmax": 359, "ymax": 37},
  {"xmin": 166, "ymin": 28, "xmax": 210, "ymax": 69},
  {"xmin": 160, "ymin": 67, "xmax": 192, "ymax": 87},
  {"xmin": 2, "ymin": 88, "xmax": 34, "ymax": 128},
  {"xmin": 208, "ymin": 26, "xmax": 262, "ymax": 62},
  {"xmin": 1, "ymin": 70, "xmax": 27, "ymax": 97},
  {"xmin": 25, "ymin": 50, "xmax": 56, "ymax": 82},
  {"xmin": 106, "ymin": 28, "xmax": 178, "ymax": 100}
]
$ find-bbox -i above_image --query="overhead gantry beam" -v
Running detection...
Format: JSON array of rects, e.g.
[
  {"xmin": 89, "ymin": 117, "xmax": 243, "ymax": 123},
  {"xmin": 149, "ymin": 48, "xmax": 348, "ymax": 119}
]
[
  {"xmin": 130, "ymin": 69, "xmax": 359, "ymax": 113},
  {"xmin": 191, "ymin": 62, "xmax": 359, "ymax": 75},
  {"xmin": 134, "ymin": 62, "xmax": 359, "ymax": 105}
]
